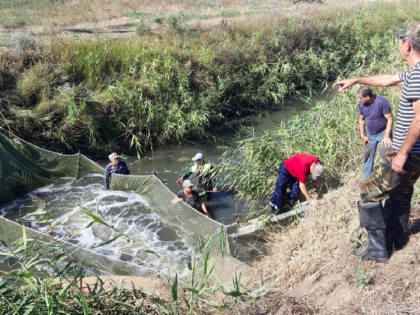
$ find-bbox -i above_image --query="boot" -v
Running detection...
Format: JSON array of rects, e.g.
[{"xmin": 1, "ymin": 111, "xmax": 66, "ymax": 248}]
[
  {"xmin": 356, "ymin": 201, "xmax": 389, "ymax": 262},
  {"xmin": 383, "ymin": 199, "xmax": 410, "ymax": 251}
]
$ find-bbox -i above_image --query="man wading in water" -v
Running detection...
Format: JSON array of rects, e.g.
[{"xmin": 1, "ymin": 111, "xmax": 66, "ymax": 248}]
[
  {"xmin": 176, "ymin": 153, "xmax": 219, "ymax": 201},
  {"xmin": 172, "ymin": 180, "xmax": 211, "ymax": 218},
  {"xmin": 104, "ymin": 152, "xmax": 130, "ymax": 190}
]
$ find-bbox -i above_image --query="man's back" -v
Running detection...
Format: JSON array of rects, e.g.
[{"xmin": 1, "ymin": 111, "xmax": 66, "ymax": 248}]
[{"xmin": 284, "ymin": 153, "xmax": 321, "ymax": 184}]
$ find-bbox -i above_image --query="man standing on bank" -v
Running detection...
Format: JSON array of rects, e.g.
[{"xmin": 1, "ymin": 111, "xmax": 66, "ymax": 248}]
[
  {"xmin": 357, "ymin": 86, "xmax": 394, "ymax": 179},
  {"xmin": 269, "ymin": 153, "xmax": 324, "ymax": 214},
  {"xmin": 334, "ymin": 21, "xmax": 420, "ymax": 262}
]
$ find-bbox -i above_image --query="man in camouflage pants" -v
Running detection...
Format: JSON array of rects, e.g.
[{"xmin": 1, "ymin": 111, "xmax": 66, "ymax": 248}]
[{"xmin": 334, "ymin": 21, "xmax": 420, "ymax": 262}]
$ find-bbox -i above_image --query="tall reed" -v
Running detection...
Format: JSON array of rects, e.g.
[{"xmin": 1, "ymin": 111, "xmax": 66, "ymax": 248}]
[
  {"xmin": 220, "ymin": 44, "xmax": 407, "ymax": 204},
  {"xmin": 1, "ymin": 1, "xmax": 419, "ymax": 156}
]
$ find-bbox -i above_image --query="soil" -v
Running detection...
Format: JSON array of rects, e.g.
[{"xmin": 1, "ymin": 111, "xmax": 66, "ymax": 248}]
[{"xmin": 239, "ymin": 182, "xmax": 420, "ymax": 315}]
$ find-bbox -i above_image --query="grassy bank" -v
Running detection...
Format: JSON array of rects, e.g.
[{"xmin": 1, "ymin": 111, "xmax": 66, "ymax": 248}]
[
  {"xmin": 221, "ymin": 0, "xmax": 419, "ymax": 205},
  {"xmin": 220, "ymin": 86, "xmax": 402, "ymax": 205},
  {"xmin": 1, "ymin": 0, "xmax": 418, "ymax": 156},
  {"xmin": 2, "ymin": 0, "xmax": 420, "ymax": 314}
]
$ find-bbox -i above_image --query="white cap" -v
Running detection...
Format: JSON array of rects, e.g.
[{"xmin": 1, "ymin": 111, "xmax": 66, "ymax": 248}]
[
  {"xmin": 183, "ymin": 180, "xmax": 194, "ymax": 187},
  {"xmin": 312, "ymin": 164, "xmax": 324, "ymax": 180},
  {"xmin": 192, "ymin": 153, "xmax": 204, "ymax": 161},
  {"xmin": 108, "ymin": 152, "xmax": 121, "ymax": 160}
]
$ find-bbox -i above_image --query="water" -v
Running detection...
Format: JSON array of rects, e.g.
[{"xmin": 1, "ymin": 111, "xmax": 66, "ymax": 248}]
[
  {"xmin": 117, "ymin": 102, "xmax": 311, "ymax": 225},
  {"xmin": 0, "ymin": 174, "xmax": 193, "ymax": 277},
  {"xmin": 0, "ymin": 99, "xmax": 313, "ymax": 276}
]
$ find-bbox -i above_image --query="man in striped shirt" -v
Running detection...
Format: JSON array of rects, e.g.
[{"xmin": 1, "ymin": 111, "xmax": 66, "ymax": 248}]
[{"xmin": 334, "ymin": 22, "xmax": 420, "ymax": 262}]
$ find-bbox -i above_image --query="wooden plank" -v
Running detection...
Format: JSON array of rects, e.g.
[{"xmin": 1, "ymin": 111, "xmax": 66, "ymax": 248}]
[{"xmin": 229, "ymin": 202, "xmax": 311, "ymax": 238}]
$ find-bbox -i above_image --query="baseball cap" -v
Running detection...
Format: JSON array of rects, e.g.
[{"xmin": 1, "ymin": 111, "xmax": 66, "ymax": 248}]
[
  {"xmin": 312, "ymin": 163, "xmax": 324, "ymax": 180},
  {"xmin": 192, "ymin": 153, "xmax": 204, "ymax": 161},
  {"xmin": 108, "ymin": 152, "xmax": 121, "ymax": 160},
  {"xmin": 395, "ymin": 21, "xmax": 420, "ymax": 44},
  {"xmin": 183, "ymin": 180, "xmax": 194, "ymax": 187}
]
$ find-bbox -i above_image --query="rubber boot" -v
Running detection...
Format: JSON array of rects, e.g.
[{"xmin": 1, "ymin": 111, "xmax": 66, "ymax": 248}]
[
  {"xmin": 356, "ymin": 201, "xmax": 389, "ymax": 263},
  {"xmin": 383, "ymin": 199, "xmax": 410, "ymax": 251}
]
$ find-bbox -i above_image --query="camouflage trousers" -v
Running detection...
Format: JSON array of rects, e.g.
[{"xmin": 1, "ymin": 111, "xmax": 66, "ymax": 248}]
[{"xmin": 360, "ymin": 149, "xmax": 420, "ymax": 206}]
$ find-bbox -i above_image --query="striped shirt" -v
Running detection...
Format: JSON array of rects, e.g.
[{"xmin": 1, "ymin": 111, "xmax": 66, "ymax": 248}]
[{"xmin": 393, "ymin": 62, "xmax": 420, "ymax": 153}]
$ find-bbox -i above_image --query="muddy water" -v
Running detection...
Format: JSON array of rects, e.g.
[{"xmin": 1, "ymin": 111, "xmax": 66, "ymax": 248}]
[
  {"xmin": 0, "ymin": 100, "xmax": 312, "ymax": 275},
  {"xmin": 0, "ymin": 174, "xmax": 193, "ymax": 277},
  {"xmin": 124, "ymin": 101, "xmax": 311, "ymax": 225}
]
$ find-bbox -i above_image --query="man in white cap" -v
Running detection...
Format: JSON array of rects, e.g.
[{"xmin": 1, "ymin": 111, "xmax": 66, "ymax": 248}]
[
  {"xmin": 104, "ymin": 152, "xmax": 130, "ymax": 190},
  {"xmin": 172, "ymin": 180, "xmax": 211, "ymax": 217},
  {"xmin": 176, "ymin": 152, "xmax": 218, "ymax": 201}
]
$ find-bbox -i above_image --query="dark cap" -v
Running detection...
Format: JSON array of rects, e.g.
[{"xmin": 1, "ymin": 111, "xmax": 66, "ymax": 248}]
[{"xmin": 395, "ymin": 21, "xmax": 420, "ymax": 44}]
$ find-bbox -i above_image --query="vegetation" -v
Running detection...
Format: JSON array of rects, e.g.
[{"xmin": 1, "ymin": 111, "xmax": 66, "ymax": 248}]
[
  {"xmin": 1, "ymin": 0, "xmax": 416, "ymax": 157},
  {"xmin": 2, "ymin": 0, "xmax": 420, "ymax": 314},
  {"xmin": 220, "ymin": 3, "xmax": 417, "ymax": 205}
]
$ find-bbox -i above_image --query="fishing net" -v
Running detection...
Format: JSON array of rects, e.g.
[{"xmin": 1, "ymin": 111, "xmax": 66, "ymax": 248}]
[{"xmin": 0, "ymin": 127, "xmax": 250, "ymax": 282}]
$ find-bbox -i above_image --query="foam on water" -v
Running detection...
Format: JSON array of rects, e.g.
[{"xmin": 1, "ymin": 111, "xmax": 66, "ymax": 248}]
[{"xmin": 0, "ymin": 174, "xmax": 192, "ymax": 277}]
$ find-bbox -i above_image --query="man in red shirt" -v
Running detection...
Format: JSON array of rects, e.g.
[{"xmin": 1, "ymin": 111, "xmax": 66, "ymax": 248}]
[{"xmin": 269, "ymin": 153, "xmax": 324, "ymax": 213}]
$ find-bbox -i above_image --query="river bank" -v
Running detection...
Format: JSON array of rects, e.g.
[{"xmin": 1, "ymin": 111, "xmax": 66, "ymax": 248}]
[
  {"xmin": 1, "ymin": 0, "xmax": 415, "ymax": 157},
  {"xmin": 2, "ymin": 0, "xmax": 420, "ymax": 314}
]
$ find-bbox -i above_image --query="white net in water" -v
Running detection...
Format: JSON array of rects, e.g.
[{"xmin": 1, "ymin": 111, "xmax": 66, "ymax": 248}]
[{"xmin": 0, "ymin": 127, "xmax": 250, "ymax": 282}]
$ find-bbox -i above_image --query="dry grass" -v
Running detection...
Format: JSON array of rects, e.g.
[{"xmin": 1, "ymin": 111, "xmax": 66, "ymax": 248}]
[
  {"xmin": 225, "ymin": 295, "xmax": 318, "ymax": 315},
  {"xmin": 0, "ymin": 0, "xmax": 393, "ymax": 31},
  {"xmin": 233, "ymin": 173, "xmax": 420, "ymax": 314},
  {"xmin": 0, "ymin": 0, "xmax": 404, "ymax": 50},
  {"xmin": 0, "ymin": 0, "xmax": 284, "ymax": 29}
]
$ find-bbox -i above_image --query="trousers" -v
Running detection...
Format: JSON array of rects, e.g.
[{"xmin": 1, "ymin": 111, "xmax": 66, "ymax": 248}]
[
  {"xmin": 269, "ymin": 163, "xmax": 299, "ymax": 210},
  {"xmin": 364, "ymin": 130, "xmax": 387, "ymax": 179}
]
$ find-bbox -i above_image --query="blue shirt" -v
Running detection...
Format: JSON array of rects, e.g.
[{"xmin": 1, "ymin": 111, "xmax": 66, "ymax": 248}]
[
  {"xmin": 358, "ymin": 95, "xmax": 392, "ymax": 136},
  {"xmin": 104, "ymin": 160, "xmax": 130, "ymax": 189}
]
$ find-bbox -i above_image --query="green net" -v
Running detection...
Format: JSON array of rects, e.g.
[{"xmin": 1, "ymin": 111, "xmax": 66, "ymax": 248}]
[
  {"xmin": 0, "ymin": 215, "xmax": 158, "ymax": 277},
  {"xmin": 0, "ymin": 127, "xmax": 250, "ymax": 282},
  {"xmin": 0, "ymin": 128, "xmax": 78, "ymax": 204},
  {"xmin": 111, "ymin": 175, "xmax": 229, "ymax": 255}
]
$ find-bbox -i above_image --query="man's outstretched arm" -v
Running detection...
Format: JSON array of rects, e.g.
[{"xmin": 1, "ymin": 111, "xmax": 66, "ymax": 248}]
[
  {"xmin": 334, "ymin": 74, "xmax": 402, "ymax": 92},
  {"xmin": 382, "ymin": 113, "xmax": 394, "ymax": 148}
]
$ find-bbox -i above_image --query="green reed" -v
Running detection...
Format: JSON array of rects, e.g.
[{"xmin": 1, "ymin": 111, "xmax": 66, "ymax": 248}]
[
  {"xmin": 1, "ymin": 1, "xmax": 419, "ymax": 157},
  {"xmin": 220, "ymin": 67, "xmax": 411, "ymax": 205}
]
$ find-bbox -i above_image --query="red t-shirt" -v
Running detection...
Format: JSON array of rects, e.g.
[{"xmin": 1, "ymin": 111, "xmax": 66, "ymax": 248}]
[{"xmin": 284, "ymin": 153, "xmax": 321, "ymax": 184}]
